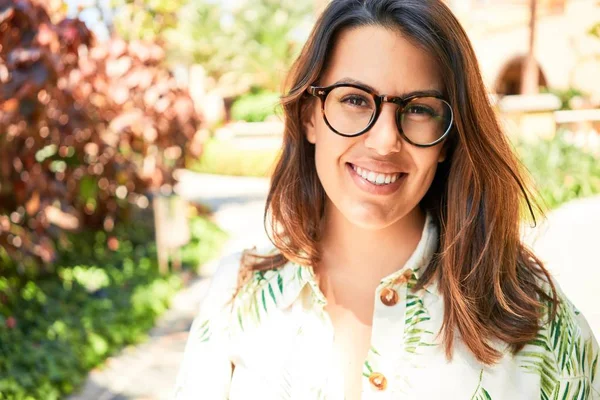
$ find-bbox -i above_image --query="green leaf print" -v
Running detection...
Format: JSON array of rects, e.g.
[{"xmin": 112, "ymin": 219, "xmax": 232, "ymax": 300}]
[
  {"xmin": 235, "ymin": 268, "xmax": 287, "ymax": 331},
  {"xmin": 518, "ymin": 292, "xmax": 599, "ymax": 400},
  {"xmin": 195, "ymin": 319, "xmax": 211, "ymax": 343},
  {"xmin": 470, "ymin": 370, "xmax": 492, "ymax": 400},
  {"xmin": 261, "ymin": 288, "xmax": 268, "ymax": 312},
  {"xmin": 404, "ymin": 283, "xmax": 436, "ymax": 354},
  {"xmin": 362, "ymin": 360, "xmax": 374, "ymax": 378},
  {"xmin": 278, "ymin": 273, "xmax": 284, "ymax": 294},
  {"xmin": 268, "ymin": 282, "xmax": 277, "ymax": 304}
]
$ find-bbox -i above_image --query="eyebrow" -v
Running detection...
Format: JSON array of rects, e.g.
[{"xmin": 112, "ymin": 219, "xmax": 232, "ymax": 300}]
[{"xmin": 334, "ymin": 77, "xmax": 444, "ymax": 98}]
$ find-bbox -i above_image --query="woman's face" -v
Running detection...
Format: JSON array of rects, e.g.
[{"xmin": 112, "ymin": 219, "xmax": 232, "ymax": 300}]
[{"xmin": 304, "ymin": 25, "xmax": 448, "ymax": 230}]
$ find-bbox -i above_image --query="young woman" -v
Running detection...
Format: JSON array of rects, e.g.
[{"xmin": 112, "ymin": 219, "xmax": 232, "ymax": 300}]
[{"xmin": 174, "ymin": 0, "xmax": 599, "ymax": 398}]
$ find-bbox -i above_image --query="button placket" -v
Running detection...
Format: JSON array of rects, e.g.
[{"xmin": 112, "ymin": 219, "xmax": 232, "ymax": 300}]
[{"xmin": 369, "ymin": 269, "xmax": 412, "ymax": 395}]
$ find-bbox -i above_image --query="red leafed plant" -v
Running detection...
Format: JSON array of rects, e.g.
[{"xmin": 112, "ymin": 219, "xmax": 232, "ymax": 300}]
[{"xmin": 0, "ymin": 0, "xmax": 204, "ymax": 274}]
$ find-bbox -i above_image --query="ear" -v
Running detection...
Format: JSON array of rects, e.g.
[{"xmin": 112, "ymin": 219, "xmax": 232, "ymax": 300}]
[{"xmin": 302, "ymin": 100, "xmax": 317, "ymax": 144}]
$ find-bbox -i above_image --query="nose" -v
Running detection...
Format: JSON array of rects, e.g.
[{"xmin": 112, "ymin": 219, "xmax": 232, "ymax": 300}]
[{"xmin": 363, "ymin": 104, "xmax": 402, "ymax": 155}]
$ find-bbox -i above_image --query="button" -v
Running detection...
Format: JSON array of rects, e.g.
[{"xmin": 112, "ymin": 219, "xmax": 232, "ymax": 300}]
[
  {"xmin": 369, "ymin": 372, "xmax": 387, "ymax": 390},
  {"xmin": 392, "ymin": 269, "xmax": 413, "ymax": 285},
  {"xmin": 380, "ymin": 287, "xmax": 399, "ymax": 306}
]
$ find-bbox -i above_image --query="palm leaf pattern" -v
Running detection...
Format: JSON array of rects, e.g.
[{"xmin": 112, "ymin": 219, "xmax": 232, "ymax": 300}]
[
  {"xmin": 404, "ymin": 273, "xmax": 436, "ymax": 354},
  {"xmin": 362, "ymin": 359, "xmax": 375, "ymax": 379},
  {"xmin": 470, "ymin": 369, "xmax": 492, "ymax": 400},
  {"xmin": 194, "ymin": 318, "xmax": 211, "ymax": 343},
  {"xmin": 518, "ymin": 288, "xmax": 599, "ymax": 399},
  {"xmin": 233, "ymin": 266, "xmax": 305, "ymax": 331}
]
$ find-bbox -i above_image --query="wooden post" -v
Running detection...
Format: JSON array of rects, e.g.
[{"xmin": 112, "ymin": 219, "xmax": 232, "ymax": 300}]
[
  {"xmin": 521, "ymin": 0, "xmax": 540, "ymax": 95},
  {"xmin": 153, "ymin": 194, "xmax": 191, "ymax": 274}
]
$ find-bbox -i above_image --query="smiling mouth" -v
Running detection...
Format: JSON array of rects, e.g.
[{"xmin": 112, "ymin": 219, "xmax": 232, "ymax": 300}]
[{"xmin": 348, "ymin": 163, "xmax": 406, "ymax": 186}]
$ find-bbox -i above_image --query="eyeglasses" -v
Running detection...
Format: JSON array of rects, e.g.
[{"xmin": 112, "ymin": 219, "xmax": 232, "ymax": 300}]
[{"xmin": 307, "ymin": 83, "xmax": 454, "ymax": 148}]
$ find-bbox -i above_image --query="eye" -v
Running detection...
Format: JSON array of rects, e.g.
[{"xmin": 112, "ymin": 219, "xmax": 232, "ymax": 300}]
[
  {"xmin": 405, "ymin": 104, "xmax": 436, "ymax": 116},
  {"xmin": 341, "ymin": 94, "xmax": 371, "ymax": 108}
]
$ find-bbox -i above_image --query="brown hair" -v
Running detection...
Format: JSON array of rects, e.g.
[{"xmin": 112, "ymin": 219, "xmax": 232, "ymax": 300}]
[{"xmin": 240, "ymin": 0, "xmax": 558, "ymax": 366}]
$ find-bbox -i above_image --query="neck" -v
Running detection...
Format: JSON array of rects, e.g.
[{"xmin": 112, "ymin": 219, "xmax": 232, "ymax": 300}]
[{"xmin": 315, "ymin": 203, "xmax": 426, "ymax": 289}]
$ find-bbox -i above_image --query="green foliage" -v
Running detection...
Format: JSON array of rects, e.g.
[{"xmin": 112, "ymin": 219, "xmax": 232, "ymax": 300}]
[
  {"xmin": 188, "ymin": 138, "xmax": 280, "ymax": 177},
  {"xmin": 0, "ymin": 214, "xmax": 226, "ymax": 399},
  {"xmin": 514, "ymin": 132, "xmax": 600, "ymax": 210},
  {"xmin": 0, "ymin": 0, "xmax": 202, "ymax": 270},
  {"xmin": 111, "ymin": 0, "xmax": 185, "ymax": 41},
  {"xmin": 180, "ymin": 216, "xmax": 228, "ymax": 270},
  {"xmin": 115, "ymin": 0, "xmax": 314, "ymax": 96},
  {"xmin": 231, "ymin": 91, "xmax": 282, "ymax": 122},
  {"xmin": 589, "ymin": 22, "xmax": 600, "ymax": 39},
  {"xmin": 540, "ymin": 87, "xmax": 586, "ymax": 110}
]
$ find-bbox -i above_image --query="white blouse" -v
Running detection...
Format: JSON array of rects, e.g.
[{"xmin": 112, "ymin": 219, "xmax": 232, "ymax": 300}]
[{"xmin": 173, "ymin": 215, "xmax": 600, "ymax": 399}]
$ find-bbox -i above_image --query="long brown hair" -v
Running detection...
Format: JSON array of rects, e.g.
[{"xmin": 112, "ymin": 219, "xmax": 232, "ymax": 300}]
[{"xmin": 241, "ymin": 0, "xmax": 558, "ymax": 366}]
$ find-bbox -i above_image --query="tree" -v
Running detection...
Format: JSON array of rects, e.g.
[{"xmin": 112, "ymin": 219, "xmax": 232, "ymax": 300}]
[
  {"xmin": 111, "ymin": 0, "xmax": 183, "ymax": 41},
  {"xmin": 112, "ymin": 0, "xmax": 314, "ymax": 97},
  {"xmin": 0, "ymin": 0, "xmax": 202, "ymax": 270}
]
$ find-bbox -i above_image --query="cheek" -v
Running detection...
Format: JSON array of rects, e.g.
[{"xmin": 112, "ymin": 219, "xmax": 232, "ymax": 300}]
[
  {"xmin": 408, "ymin": 149, "xmax": 443, "ymax": 189},
  {"xmin": 312, "ymin": 126, "xmax": 355, "ymax": 193},
  {"xmin": 313, "ymin": 124, "xmax": 349, "ymax": 166}
]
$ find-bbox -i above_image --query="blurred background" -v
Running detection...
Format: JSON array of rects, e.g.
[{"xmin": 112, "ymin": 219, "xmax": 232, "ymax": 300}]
[{"xmin": 0, "ymin": 0, "xmax": 599, "ymax": 399}]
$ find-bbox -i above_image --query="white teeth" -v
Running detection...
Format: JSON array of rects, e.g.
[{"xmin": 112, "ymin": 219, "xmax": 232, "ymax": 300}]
[{"xmin": 351, "ymin": 164, "xmax": 401, "ymax": 186}]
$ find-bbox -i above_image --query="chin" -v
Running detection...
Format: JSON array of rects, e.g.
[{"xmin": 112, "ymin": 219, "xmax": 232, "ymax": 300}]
[{"xmin": 343, "ymin": 205, "xmax": 406, "ymax": 231}]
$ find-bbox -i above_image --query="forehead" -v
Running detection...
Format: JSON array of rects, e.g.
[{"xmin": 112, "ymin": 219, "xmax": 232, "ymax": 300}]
[{"xmin": 321, "ymin": 25, "xmax": 443, "ymax": 96}]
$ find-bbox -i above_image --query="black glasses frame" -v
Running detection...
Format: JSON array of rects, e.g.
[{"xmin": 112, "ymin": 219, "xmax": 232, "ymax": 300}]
[{"xmin": 307, "ymin": 83, "xmax": 454, "ymax": 148}]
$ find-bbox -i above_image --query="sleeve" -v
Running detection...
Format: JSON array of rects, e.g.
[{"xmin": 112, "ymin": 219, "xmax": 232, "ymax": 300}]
[
  {"xmin": 172, "ymin": 251, "xmax": 243, "ymax": 400},
  {"xmin": 570, "ymin": 299, "xmax": 600, "ymax": 399},
  {"xmin": 548, "ymin": 277, "xmax": 600, "ymax": 399}
]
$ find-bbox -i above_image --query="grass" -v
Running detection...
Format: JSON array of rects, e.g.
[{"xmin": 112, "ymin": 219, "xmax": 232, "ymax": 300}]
[{"xmin": 187, "ymin": 138, "xmax": 280, "ymax": 177}]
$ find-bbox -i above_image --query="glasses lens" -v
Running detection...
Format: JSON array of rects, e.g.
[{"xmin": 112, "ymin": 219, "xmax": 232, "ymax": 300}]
[
  {"xmin": 398, "ymin": 97, "xmax": 452, "ymax": 145},
  {"xmin": 324, "ymin": 86, "xmax": 376, "ymax": 135}
]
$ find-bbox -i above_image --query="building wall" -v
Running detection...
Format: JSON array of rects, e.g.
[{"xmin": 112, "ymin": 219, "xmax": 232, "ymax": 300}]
[{"xmin": 448, "ymin": 0, "xmax": 600, "ymax": 103}]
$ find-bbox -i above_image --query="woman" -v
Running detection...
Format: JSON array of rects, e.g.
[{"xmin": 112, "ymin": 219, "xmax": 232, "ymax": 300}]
[{"xmin": 174, "ymin": 0, "xmax": 599, "ymax": 398}]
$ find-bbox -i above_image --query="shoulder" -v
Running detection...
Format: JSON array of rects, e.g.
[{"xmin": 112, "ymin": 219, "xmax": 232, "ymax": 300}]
[
  {"xmin": 227, "ymin": 249, "xmax": 308, "ymax": 332},
  {"xmin": 524, "ymin": 275, "xmax": 599, "ymax": 393},
  {"xmin": 537, "ymin": 276, "xmax": 596, "ymax": 344},
  {"xmin": 207, "ymin": 244, "xmax": 294, "ymax": 305},
  {"xmin": 206, "ymin": 244, "xmax": 279, "ymax": 292},
  {"xmin": 193, "ymin": 245, "xmax": 286, "ymax": 327}
]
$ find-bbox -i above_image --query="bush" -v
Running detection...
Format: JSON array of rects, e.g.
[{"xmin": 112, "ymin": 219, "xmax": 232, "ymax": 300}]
[
  {"xmin": 514, "ymin": 131, "xmax": 600, "ymax": 210},
  {"xmin": 0, "ymin": 0, "xmax": 203, "ymax": 271},
  {"xmin": 230, "ymin": 91, "xmax": 282, "ymax": 122},
  {"xmin": 540, "ymin": 87, "xmax": 586, "ymax": 110},
  {"xmin": 0, "ymin": 214, "xmax": 227, "ymax": 400}
]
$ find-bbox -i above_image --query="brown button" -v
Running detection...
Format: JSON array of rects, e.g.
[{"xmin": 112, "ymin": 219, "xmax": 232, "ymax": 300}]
[
  {"xmin": 392, "ymin": 269, "xmax": 413, "ymax": 285},
  {"xmin": 380, "ymin": 287, "xmax": 399, "ymax": 306},
  {"xmin": 369, "ymin": 372, "xmax": 387, "ymax": 390}
]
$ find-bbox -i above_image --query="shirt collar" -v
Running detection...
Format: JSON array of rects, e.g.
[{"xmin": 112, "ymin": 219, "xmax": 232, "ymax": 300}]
[{"xmin": 277, "ymin": 212, "xmax": 440, "ymax": 310}]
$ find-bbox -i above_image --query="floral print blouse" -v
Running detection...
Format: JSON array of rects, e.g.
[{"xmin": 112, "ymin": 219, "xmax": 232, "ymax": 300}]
[{"xmin": 173, "ymin": 215, "xmax": 600, "ymax": 399}]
